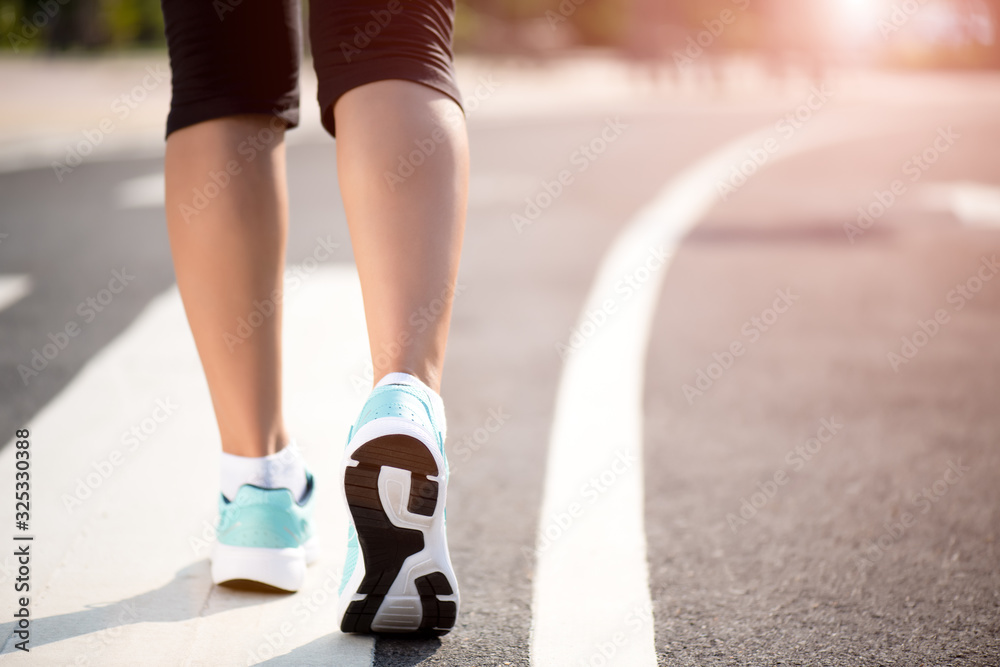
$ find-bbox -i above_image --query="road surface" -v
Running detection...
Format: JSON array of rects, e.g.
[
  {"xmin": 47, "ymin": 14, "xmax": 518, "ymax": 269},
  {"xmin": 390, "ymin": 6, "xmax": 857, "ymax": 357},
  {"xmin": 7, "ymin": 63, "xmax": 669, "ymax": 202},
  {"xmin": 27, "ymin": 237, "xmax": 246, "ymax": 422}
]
[{"xmin": 0, "ymin": 58, "xmax": 998, "ymax": 665}]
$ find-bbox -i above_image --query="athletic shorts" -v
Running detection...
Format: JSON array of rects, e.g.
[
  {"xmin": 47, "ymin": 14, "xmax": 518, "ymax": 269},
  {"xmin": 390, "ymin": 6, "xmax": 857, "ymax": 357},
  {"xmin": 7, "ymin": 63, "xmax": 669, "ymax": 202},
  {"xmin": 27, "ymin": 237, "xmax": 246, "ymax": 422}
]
[{"xmin": 160, "ymin": 0, "xmax": 463, "ymax": 138}]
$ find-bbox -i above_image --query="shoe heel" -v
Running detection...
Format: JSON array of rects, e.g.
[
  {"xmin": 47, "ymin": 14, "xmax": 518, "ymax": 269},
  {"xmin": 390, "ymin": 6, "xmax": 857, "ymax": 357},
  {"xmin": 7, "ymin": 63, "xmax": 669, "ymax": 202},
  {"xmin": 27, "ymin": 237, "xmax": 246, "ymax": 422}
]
[
  {"xmin": 212, "ymin": 542, "xmax": 310, "ymax": 592},
  {"xmin": 341, "ymin": 434, "xmax": 457, "ymax": 633}
]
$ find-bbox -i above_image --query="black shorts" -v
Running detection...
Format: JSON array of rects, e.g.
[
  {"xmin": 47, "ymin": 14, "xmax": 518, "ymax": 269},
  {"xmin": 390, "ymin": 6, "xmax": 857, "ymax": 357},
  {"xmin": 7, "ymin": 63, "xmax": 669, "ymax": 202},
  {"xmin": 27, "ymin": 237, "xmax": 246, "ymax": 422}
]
[{"xmin": 161, "ymin": 0, "xmax": 463, "ymax": 138}]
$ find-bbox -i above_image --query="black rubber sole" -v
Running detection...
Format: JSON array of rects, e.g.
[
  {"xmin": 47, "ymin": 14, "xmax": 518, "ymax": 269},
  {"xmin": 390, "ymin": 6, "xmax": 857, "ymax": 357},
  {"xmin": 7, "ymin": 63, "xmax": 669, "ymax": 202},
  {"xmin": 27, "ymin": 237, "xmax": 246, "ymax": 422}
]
[
  {"xmin": 416, "ymin": 572, "xmax": 457, "ymax": 633},
  {"xmin": 341, "ymin": 434, "xmax": 456, "ymax": 634}
]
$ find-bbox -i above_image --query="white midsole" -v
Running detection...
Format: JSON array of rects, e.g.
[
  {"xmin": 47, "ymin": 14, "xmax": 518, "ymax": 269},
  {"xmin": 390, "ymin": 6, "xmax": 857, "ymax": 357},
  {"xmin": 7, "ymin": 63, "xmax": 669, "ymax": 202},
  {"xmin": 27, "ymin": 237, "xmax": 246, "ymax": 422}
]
[{"xmin": 212, "ymin": 536, "xmax": 319, "ymax": 592}]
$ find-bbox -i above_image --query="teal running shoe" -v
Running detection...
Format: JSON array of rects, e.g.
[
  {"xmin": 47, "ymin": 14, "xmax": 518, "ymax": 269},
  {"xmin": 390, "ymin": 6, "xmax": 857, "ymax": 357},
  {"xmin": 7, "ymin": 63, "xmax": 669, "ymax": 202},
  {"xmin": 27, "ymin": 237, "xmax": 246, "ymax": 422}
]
[
  {"xmin": 338, "ymin": 375, "xmax": 459, "ymax": 634},
  {"xmin": 211, "ymin": 473, "xmax": 319, "ymax": 592}
]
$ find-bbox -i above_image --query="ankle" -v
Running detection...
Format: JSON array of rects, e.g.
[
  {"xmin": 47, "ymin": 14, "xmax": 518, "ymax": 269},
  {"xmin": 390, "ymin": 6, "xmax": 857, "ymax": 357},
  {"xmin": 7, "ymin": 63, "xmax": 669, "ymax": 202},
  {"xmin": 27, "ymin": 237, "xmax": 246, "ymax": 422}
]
[
  {"xmin": 220, "ymin": 439, "xmax": 307, "ymax": 501},
  {"xmin": 373, "ymin": 364, "xmax": 441, "ymax": 393},
  {"xmin": 219, "ymin": 428, "xmax": 291, "ymax": 458}
]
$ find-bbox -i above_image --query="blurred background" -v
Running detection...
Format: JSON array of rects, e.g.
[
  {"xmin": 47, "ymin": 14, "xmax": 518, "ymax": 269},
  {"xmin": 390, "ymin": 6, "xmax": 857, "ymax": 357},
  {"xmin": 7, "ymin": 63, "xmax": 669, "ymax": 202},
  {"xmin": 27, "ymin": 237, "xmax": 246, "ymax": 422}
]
[
  {"xmin": 1, "ymin": 0, "xmax": 999, "ymax": 67},
  {"xmin": 2, "ymin": 0, "xmax": 999, "ymax": 67},
  {"xmin": 2, "ymin": 0, "xmax": 999, "ymax": 665}
]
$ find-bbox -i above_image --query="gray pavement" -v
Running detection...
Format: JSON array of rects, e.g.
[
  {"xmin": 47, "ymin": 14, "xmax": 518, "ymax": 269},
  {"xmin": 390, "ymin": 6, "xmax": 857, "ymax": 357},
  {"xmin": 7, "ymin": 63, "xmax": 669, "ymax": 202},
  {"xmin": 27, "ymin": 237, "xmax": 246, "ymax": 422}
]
[
  {"xmin": 646, "ymin": 113, "xmax": 1000, "ymax": 665},
  {"xmin": 0, "ymin": 55, "xmax": 998, "ymax": 665}
]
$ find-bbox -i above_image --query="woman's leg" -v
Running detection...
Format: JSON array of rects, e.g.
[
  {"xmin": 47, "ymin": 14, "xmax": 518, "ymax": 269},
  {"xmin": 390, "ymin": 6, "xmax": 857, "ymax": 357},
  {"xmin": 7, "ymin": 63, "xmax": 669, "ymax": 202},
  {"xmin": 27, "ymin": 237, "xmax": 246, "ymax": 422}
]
[
  {"xmin": 333, "ymin": 80, "xmax": 468, "ymax": 392},
  {"xmin": 333, "ymin": 79, "xmax": 467, "ymax": 633},
  {"xmin": 164, "ymin": 115, "xmax": 290, "ymax": 458}
]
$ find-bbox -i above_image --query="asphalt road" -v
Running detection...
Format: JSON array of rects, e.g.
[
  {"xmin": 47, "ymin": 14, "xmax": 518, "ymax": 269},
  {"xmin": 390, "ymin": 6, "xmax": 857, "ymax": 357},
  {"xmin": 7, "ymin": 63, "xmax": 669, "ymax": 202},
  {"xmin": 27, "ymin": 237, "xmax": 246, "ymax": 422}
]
[{"xmin": 0, "ymin": 66, "xmax": 998, "ymax": 665}]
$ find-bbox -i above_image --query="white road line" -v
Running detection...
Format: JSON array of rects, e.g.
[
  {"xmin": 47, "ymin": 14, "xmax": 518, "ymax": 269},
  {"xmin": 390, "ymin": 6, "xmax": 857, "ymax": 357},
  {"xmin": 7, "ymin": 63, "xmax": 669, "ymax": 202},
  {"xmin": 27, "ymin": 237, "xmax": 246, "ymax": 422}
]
[
  {"xmin": 0, "ymin": 274, "xmax": 32, "ymax": 313},
  {"xmin": 920, "ymin": 181, "xmax": 1000, "ymax": 227},
  {"xmin": 0, "ymin": 265, "xmax": 375, "ymax": 665},
  {"xmin": 530, "ymin": 112, "xmax": 890, "ymax": 666},
  {"xmin": 114, "ymin": 172, "xmax": 165, "ymax": 209}
]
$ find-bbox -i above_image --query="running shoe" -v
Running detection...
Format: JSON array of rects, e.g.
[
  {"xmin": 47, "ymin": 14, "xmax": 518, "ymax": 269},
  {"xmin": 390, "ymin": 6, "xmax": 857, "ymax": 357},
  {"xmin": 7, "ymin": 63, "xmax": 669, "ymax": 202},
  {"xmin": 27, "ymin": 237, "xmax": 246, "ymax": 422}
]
[
  {"xmin": 212, "ymin": 473, "xmax": 319, "ymax": 592},
  {"xmin": 338, "ymin": 377, "xmax": 459, "ymax": 634}
]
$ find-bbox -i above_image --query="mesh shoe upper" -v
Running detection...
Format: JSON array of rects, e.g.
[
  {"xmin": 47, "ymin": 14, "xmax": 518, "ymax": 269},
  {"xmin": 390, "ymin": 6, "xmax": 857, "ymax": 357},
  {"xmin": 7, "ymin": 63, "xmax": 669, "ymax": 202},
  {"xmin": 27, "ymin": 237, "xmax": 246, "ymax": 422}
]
[{"xmin": 216, "ymin": 473, "xmax": 315, "ymax": 550}]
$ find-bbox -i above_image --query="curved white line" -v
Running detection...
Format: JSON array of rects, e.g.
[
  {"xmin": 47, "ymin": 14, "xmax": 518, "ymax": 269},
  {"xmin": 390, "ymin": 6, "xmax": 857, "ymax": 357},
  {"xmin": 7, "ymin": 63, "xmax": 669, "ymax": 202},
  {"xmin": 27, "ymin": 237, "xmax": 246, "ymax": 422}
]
[{"xmin": 530, "ymin": 112, "xmax": 888, "ymax": 666}]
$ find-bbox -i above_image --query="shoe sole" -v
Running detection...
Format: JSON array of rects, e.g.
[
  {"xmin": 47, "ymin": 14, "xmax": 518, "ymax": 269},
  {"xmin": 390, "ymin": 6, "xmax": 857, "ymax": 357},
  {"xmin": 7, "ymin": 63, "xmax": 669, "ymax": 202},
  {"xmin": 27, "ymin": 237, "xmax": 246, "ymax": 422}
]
[
  {"xmin": 212, "ymin": 537, "xmax": 319, "ymax": 592},
  {"xmin": 339, "ymin": 417, "xmax": 459, "ymax": 634}
]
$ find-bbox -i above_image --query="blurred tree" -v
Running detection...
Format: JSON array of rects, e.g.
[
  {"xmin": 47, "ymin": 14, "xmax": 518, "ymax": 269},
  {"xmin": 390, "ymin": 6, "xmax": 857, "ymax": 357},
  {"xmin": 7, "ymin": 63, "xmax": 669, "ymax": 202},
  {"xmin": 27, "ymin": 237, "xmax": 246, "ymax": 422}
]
[
  {"xmin": 0, "ymin": 0, "xmax": 163, "ymax": 51},
  {"xmin": 456, "ymin": 0, "xmax": 628, "ymax": 51}
]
